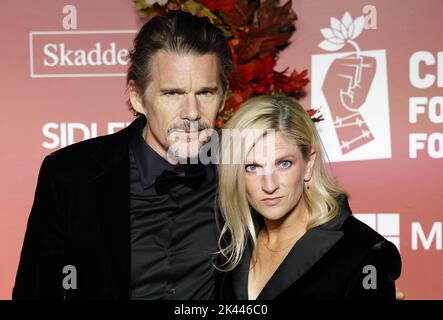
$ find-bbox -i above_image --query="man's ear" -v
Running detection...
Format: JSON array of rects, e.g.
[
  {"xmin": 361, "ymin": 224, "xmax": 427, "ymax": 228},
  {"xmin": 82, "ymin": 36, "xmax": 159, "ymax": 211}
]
[
  {"xmin": 128, "ymin": 80, "xmax": 146, "ymax": 116},
  {"xmin": 304, "ymin": 150, "xmax": 317, "ymax": 181},
  {"xmin": 218, "ymin": 82, "xmax": 230, "ymax": 113}
]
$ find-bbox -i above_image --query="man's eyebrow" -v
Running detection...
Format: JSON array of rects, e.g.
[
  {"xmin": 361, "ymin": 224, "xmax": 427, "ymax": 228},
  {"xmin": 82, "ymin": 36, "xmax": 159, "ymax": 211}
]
[
  {"xmin": 159, "ymin": 86, "xmax": 219, "ymax": 93},
  {"xmin": 159, "ymin": 87, "xmax": 186, "ymax": 93},
  {"xmin": 198, "ymin": 86, "xmax": 219, "ymax": 92}
]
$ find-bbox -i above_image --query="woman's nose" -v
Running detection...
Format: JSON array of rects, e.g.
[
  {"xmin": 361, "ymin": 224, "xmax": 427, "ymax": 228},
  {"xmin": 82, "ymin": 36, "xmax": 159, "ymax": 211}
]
[{"xmin": 261, "ymin": 169, "xmax": 279, "ymax": 194}]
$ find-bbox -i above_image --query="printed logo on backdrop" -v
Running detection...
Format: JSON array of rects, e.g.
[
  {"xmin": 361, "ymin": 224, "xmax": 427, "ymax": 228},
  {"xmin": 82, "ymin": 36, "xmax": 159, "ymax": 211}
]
[
  {"xmin": 354, "ymin": 212, "xmax": 443, "ymax": 252},
  {"xmin": 312, "ymin": 9, "xmax": 392, "ymax": 162},
  {"xmin": 29, "ymin": 5, "xmax": 136, "ymax": 77},
  {"xmin": 30, "ymin": 30, "xmax": 136, "ymax": 78},
  {"xmin": 354, "ymin": 213, "xmax": 400, "ymax": 251}
]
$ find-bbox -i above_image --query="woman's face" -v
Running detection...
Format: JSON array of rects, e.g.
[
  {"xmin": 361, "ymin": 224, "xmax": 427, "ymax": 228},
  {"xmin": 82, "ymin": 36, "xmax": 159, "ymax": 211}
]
[{"xmin": 244, "ymin": 132, "xmax": 316, "ymax": 222}]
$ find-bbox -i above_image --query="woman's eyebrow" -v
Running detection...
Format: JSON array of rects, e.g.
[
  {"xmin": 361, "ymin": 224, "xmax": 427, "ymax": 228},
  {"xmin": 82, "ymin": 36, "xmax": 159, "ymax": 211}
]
[
  {"xmin": 274, "ymin": 154, "xmax": 297, "ymax": 162},
  {"xmin": 245, "ymin": 154, "xmax": 296, "ymax": 165},
  {"xmin": 245, "ymin": 160, "xmax": 261, "ymax": 166}
]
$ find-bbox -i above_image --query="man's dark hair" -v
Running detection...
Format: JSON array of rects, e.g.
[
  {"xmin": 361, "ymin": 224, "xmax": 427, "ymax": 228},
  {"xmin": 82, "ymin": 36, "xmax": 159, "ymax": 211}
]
[{"xmin": 127, "ymin": 10, "xmax": 233, "ymax": 111}]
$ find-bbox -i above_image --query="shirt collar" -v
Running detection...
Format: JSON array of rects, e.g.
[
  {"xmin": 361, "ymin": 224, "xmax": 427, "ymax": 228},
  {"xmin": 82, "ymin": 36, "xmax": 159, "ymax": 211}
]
[{"xmin": 129, "ymin": 118, "xmax": 175, "ymax": 189}]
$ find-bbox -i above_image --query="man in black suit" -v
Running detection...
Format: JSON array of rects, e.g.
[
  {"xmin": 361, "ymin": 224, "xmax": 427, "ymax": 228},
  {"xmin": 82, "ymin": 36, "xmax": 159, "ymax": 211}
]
[{"xmin": 13, "ymin": 11, "xmax": 233, "ymax": 300}]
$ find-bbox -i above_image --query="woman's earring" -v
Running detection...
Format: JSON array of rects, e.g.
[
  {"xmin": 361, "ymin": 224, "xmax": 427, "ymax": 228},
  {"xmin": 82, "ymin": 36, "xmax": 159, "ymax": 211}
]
[{"xmin": 304, "ymin": 178, "xmax": 310, "ymax": 190}]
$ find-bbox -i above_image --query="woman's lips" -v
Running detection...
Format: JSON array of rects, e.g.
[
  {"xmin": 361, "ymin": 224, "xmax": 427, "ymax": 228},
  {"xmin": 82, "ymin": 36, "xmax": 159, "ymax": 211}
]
[{"xmin": 261, "ymin": 196, "xmax": 283, "ymax": 206}]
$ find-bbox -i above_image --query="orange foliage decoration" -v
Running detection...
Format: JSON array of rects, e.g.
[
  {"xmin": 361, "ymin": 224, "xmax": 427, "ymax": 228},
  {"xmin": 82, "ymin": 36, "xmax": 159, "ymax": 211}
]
[{"xmin": 134, "ymin": 0, "xmax": 322, "ymax": 128}]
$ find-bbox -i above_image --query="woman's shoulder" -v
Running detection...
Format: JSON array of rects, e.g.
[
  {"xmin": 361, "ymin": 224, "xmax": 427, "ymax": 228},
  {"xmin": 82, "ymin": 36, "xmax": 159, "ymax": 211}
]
[
  {"xmin": 332, "ymin": 194, "xmax": 396, "ymax": 251},
  {"xmin": 341, "ymin": 215, "xmax": 387, "ymax": 246},
  {"xmin": 327, "ymin": 195, "xmax": 401, "ymax": 274},
  {"xmin": 340, "ymin": 215, "xmax": 401, "ymax": 277}
]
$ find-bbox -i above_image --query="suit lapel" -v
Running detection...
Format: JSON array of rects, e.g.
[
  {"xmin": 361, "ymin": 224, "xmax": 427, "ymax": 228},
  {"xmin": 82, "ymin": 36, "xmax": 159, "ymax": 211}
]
[
  {"xmin": 232, "ymin": 243, "xmax": 252, "ymax": 300},
  {"xmin": 257, "ymin": 228, "xmax": 344, "ymax": 299},
  {"xmin": 88, "ymin": 116, "xmax": 145, "ymax": 298}
]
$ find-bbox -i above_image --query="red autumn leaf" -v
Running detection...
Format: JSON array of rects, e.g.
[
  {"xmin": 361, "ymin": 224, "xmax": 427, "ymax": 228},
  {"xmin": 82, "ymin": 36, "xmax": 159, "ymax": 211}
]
[
  {"xmin": 225, "ymin": 91, "xmax": 244, "ymax": 109},
  {"xmin": 235, "ymin": 35, "xmax": 265, "ymax": 64},
  {"xmin": 243, "ymin": 0, "xmax": 296, "ymax": 56},
  {"xmin": 199, "ymin": 0, "xmax": 234, "ymax": 13},
  {"xmin": 215, "ymin": 118, "xmax": 224, "ymax": 128},
  {"xmin": 307, "ymin": 108, "xmax": 324, "ymax": 123},
  {"xmin": 231, "ymin": 54, "xmax": 276, "ymax": 90},
  {"xmin": 219, "ymin": 0, "xmax": 258, "ymax": 29},
  {"xmin": 224, "ymin": 87, "xmax": 255, "ymax": 112},
  {"xmin": 273, "ymin": 69, "xmax": 309, "ymax": 95}
]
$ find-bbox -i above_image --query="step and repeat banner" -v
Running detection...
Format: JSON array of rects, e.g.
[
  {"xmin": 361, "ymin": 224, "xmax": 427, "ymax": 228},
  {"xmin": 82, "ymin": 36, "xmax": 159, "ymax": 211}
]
[{"xmin": 0, "ymin": 0, "xmax": 442, "ymax": 299}]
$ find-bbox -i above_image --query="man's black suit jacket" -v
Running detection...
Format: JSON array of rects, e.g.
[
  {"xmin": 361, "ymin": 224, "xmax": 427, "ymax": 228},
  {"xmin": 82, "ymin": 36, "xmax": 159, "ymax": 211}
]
[{"xmin": 13, "ymin": 116, "xmax": 149, "ymax": 299}]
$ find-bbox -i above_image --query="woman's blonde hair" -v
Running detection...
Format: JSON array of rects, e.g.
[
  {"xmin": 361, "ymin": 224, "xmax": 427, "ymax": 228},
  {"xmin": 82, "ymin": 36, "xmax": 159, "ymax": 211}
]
[{"xmin": 217, "ymin": 95, "xmax": 345, "ymax": 271}]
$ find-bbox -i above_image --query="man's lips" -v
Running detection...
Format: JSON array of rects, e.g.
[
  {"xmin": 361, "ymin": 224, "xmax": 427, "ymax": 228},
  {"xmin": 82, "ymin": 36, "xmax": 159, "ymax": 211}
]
[{"xmin": 173, "ymin": 129, "xmax": 204, "ymax": 133}]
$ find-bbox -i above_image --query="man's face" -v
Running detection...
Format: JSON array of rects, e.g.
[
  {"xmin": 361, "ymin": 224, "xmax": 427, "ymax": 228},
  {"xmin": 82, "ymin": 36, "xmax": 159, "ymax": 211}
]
[{"xmin": 131, "ymin": 51, "xmax": 223, "ymax": 162}]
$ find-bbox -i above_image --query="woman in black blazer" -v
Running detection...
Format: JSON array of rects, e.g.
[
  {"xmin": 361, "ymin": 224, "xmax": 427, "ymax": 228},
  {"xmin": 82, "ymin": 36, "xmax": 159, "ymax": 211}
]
[{"xmin": 216, "ymin": 95, "xmax": 401, "ymax": 300}]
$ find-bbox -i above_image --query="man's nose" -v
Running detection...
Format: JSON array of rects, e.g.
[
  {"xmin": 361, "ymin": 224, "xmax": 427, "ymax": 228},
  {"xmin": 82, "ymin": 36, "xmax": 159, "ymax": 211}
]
[
  {"xmin": 181, "ymin": 94, "xmax": 201, "ymax": 121},
  {"xmin": 261, "ymin": 169, "xmax": 279, "ymax": 194}
]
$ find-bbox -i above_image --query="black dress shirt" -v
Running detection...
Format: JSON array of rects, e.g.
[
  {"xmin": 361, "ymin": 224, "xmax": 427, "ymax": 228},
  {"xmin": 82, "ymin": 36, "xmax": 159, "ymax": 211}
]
[{"xmin": 129, "ymin": 121, "xmax": 219, "ymax": 299}]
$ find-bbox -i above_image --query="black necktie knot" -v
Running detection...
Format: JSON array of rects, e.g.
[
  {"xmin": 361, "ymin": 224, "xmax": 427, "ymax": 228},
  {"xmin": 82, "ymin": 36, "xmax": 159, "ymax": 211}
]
[{"xmin": 154, "ymin": 164, "xmax": 206, "ymax": 194}]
